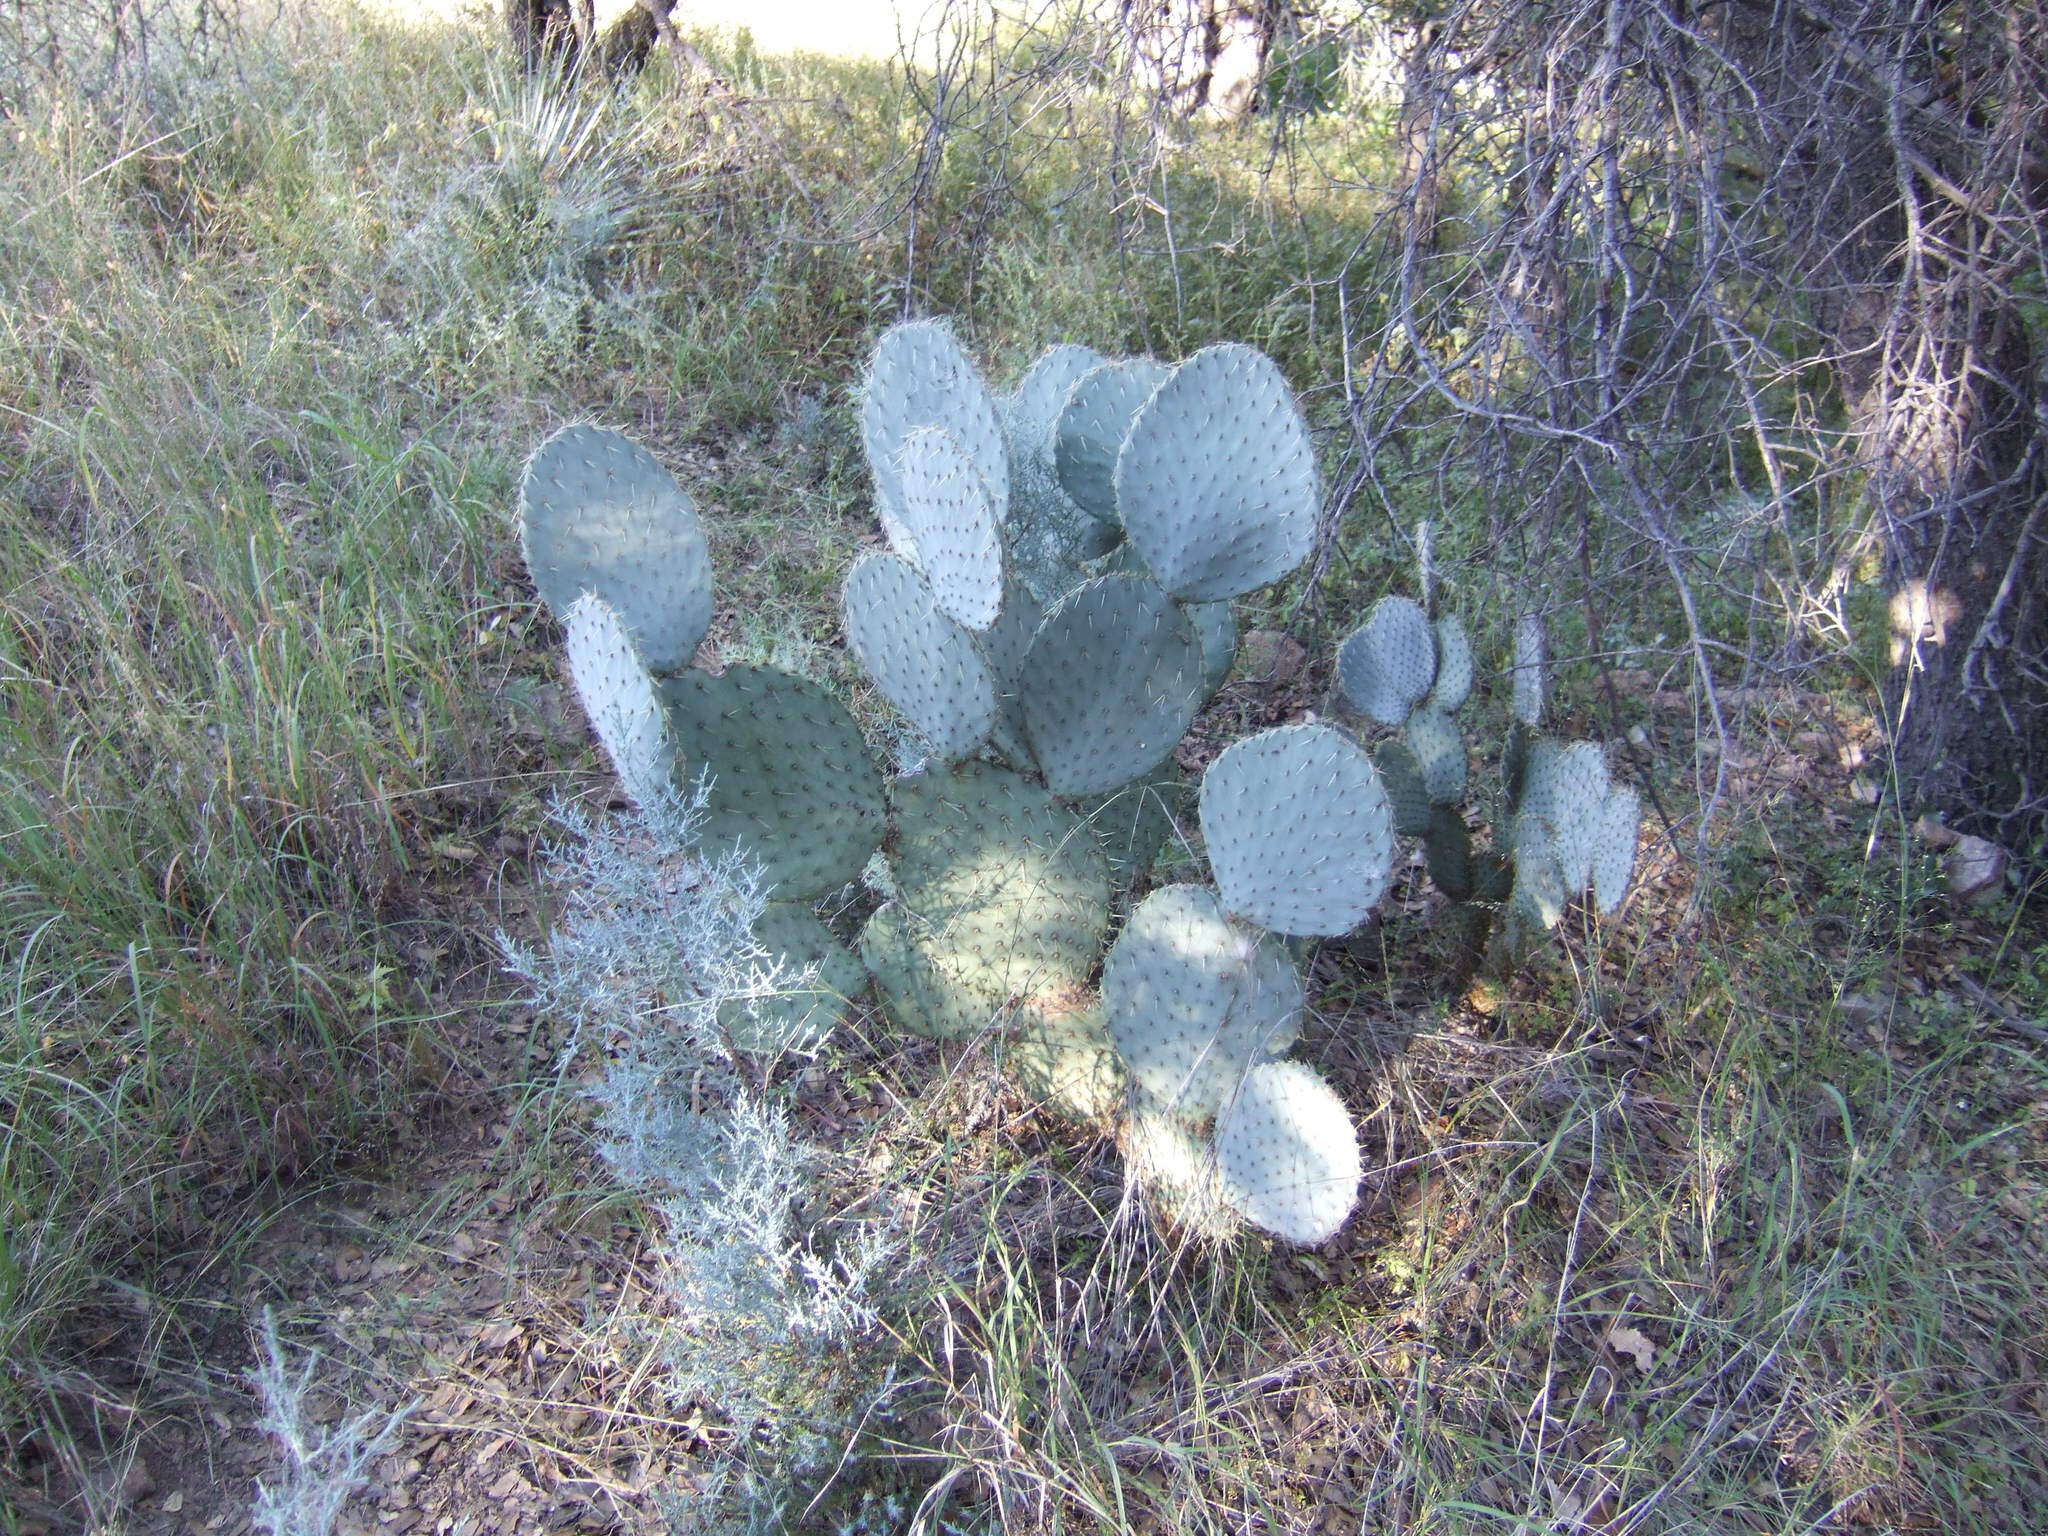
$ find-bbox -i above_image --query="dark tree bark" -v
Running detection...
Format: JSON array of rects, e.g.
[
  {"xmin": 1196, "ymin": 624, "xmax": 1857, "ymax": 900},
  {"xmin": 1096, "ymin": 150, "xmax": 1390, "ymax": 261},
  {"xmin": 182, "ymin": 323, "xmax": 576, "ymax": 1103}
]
[
  {"xmin": 504, "ymin": 0, "xmax": 674, "ymax": 81},
  {"xmin": 1122, "ymin": 0, "xmax": 1286, "ymax": 119}
]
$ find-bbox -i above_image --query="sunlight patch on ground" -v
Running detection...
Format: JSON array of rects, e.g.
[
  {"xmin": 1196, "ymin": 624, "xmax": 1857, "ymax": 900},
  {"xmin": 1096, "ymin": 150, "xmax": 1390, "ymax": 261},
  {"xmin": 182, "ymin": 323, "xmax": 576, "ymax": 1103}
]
[{"xmin": 358, "ymin": 0, "xmax": 937, "ymax": 59}]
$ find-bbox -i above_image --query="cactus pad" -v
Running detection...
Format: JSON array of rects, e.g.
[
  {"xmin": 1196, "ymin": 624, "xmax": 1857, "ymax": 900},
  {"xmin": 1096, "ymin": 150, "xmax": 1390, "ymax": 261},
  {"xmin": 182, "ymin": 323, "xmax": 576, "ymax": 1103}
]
[
  {"xmin": 1017, "ymin": 575, "xmax": 1204, "ymax": 798},
  {"xmin": 862, "ymin": 320, "xmax": 1008, "ymax": 536},
  {"xmin": 858, "ymin": 900, "xmax": 1005, "ymax": 1040},
  {"xmin": 1429, "ymin": 614, "xmax": 1473, "ymax": 713},
  {"xmin": 1521, "ymin": 739, "xmax": 1611, "ymax": 893},
  {"xmin": 1008, "ymin": 989, "xmax": 1124, "ymax": 1125},
  {"xmin": 1373, "ymin": 739, "xmax": 1434, "ymax": 838},
  {"xmin": 563, "ymin": 595, "xmax": 673, "ymax": 810},
  {"xmin": 1066, "ymin": 760, "xmax": 1186, "ymax": 892},
  {"xmin": 1215, "ymin": 1060, "xmax": 1361, "ymax": 1246},
  {"xmin": 1054, "ymin": 358, "xmax": 1169, "ymax": 523},
  {"xmin": 721, "ymin": 901, "xmax": 865, "ymax": 1054},
  {"xmin": 1591, "ymin": 785, "xmax": 1641, "ymax": 915},
  {"xmin": 1199, "ymin": 722, "xmax": 1394, "ymax": 937},
  {"xmin": 1403, "ymin": 704, "xmax": 1467, "ymax": 805},
  {"xmin": 660, "ymin": 664, "xmax": 886, "ymax": 899},
  {"xmin": 1103, "ymin": 884, "xmax": 1302, "ymax": 1119},
  {"xmin": 1512, "ymin": 614, "xmax": 1549, "ymax": 726},
  {"xmin": 843, "ymin": 551, "xmax": 997, "ymax": 762},
  {"xmin": 891, "ymin": 425, "xmax": 1006, "ymax": 631},
  {"xmin": 519, "ymin": 424, "xmax": 712, "ymax": 675},
  {"xmin": 1115, "ymin": 344, "xmax": 1319, "ymax": 602},
  {"xmin": 1337, "ymin": 596, "xmax": 1437, "ymax": 727},
  {"xmin": 1189, "ymin": 600, "xmax": 1239, "ymax": 697}
]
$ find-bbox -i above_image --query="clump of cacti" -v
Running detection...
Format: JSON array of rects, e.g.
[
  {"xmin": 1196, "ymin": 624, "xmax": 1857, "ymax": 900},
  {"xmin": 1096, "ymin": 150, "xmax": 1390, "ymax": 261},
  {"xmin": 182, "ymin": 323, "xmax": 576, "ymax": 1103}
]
[{"xmin": 514, "ymin": 318, "xmax": 1640, "ymax": 1254}]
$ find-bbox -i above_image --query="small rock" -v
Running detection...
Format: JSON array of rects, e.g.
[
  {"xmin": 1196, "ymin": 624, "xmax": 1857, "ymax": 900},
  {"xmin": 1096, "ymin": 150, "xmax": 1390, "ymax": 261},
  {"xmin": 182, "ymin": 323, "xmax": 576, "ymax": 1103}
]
[
  {"xmin": 1238, "ymin": 629, "xmax": 1305, "ymax": 687},
  {"xmin": 120, "ymin": 1456, "xmax": 156, "ymax": 1502},
  {"xmin": 1913, "ymin": 814, "xmax": 1960, "ymax": 848},
  {"xmin": 1626, "ymin": 724, "xmax": 1650, "ymax": 748},
  {"xmin": 1849, "ymin": 776, "xmax": 1881, "ymax": 804},
  {"xmin": 1945, "ymin": 835, "xmax": 2007, "ymax": 900}
]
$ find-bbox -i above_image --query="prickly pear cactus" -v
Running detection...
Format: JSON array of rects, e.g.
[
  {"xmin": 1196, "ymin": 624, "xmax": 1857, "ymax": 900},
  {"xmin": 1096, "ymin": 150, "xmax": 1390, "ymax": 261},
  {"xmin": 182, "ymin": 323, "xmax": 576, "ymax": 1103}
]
[
  {"xmin": 842, "ymin": 551, "xmax": 998, "ymax": 763},
  {"xmin": 562, "ymin": 594, "xmax": 672, "ymax": 811},
  {"xmin": 1214, "ymin": 1061, "xmax": 1362, "ymax": 1246}
]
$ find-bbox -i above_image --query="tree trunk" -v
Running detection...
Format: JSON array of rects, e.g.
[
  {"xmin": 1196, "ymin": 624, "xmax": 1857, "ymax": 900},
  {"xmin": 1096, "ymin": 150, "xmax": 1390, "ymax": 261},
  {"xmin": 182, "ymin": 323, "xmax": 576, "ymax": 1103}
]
[{"xmin": 1122, "ymin": 0, "xmax": 1284, "ymax": 119}]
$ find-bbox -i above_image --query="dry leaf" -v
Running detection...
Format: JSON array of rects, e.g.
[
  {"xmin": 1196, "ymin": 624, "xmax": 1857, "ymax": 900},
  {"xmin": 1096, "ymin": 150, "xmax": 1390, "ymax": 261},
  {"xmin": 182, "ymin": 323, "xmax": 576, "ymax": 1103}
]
[{"xmin": 1602, "ymin": 1322, "xmax": 1657, "ymax": 1371}]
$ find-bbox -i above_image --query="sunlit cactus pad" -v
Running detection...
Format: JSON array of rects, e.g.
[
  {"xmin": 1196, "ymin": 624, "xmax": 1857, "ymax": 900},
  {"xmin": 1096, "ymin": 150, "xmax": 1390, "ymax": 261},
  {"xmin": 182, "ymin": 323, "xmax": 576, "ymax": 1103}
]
[
  {"xmin": 659, "ymin": 664, "xmax": 886, "ymax": 900},
  {"xmin": 1215, "ymin": 1060, "xmax": 1361, "ymax": 1246},
  {"xmin": 890, "ymin": 426, "xmax": 1005, "ymax": 631},
  {"xmin": 862, "ymin": 320, "xmax": 1008, "ymax": 536},
  {"xmin": 562, "ymin": 595, "xmax": 671, "ymax": 811},
  {"xmin": 1054, "ymin": 357, "xmax": 1169, "ymax": 523},
  {"xmin": 1115, "ymin": 344, "xmax": 1318, "ymax": 602},
  {"xmin": 1337, "ymin": 595, "xmax": 1436, "ymax": 727},
  {"xmin": 1018, "ymin": 575, "xmax": 1204, "ymax": 797},
  {"xmin": 519, "ymin": 424, "xmax": 712, "ymax": 675},
  {"xmin": 1590, "ymin": 785, "xmax": 1641, "ymax": 915},
  {"xmin": 720, "ymin": 901, "xmax": 865, "ymax": 1054},
  {"xmin": 1007, "ymin": 989, "xmax": 1124, "ymax": 1125},
  {"xmin": 858, "ymin": 900, "xmax": 1004, "ymax": 1041},
  {"xmin": 843, "ymin": 551, "xmax": 998, "ymax": 762},
  {"xmin": 1103, "ymin": 884, "xmax": 1303, "ymax": 1119},
  {"xmin": 1520, "ymin": 739, "xmax": 1612, "ymax": 895},
  {"xmin": 1199, "ymin": 722, "xmax": 1394, "ymax": 937}
]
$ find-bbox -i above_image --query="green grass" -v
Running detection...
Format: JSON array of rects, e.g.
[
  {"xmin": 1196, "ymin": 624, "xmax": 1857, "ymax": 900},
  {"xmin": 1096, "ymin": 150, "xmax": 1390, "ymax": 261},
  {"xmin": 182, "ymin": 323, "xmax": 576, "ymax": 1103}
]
[{"xmin": 0, "ymin": 4, "xmax": 2042, "ymax": 1529}]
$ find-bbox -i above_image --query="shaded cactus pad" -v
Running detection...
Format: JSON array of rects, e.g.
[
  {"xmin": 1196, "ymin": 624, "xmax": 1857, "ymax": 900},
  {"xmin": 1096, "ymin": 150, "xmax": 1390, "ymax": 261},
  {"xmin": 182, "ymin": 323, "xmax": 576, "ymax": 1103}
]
[
  {"xmin": 720, "ymin": 901, "xmax": 866, "ymax": 1054},
  {"xmin": 1215, "ymin": 1060, "xmax": 1361, "ymax": 1246},
  {"xmin": 562, "ymin": 595, "xmax": 672, "ymax": 811},
  {"xmin": 1007, "ymin": 989, "xmax": 1124, "ymax": 1125},
  {"xmin": 519, "ymin": 424, "xmax": 712, "ymax": 675},
  {"xmin": 1337, "ymin": 596, "xmax": 1436, "ymax": 727},
  {"xmin": 1199, "ymin": 722, "xmax": 1394, "ymax": 937},
  {"xmin": 1115, "ymin": 344, "xmax": 1317, "ymax": 603},
  {"xmin": 1018, "ymin": 574, "xmax": 1204, "ymax": 798},
  {"xmin": 659, "ymin": 663, "xmax": 885, "ymax": 900},
  {"xmin": 1054, "ymin": 357, "xmax": 1169, "ymax": 523},
  {"xmin": 1103, "ymin": 884, "xmax": 1302, "ymax": 1120}
]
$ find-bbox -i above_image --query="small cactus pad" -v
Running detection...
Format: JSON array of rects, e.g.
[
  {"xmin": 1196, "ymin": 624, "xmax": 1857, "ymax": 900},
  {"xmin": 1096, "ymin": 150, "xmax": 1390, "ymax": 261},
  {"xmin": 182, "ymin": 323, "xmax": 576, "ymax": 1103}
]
[
  {"xmin": 1103, "ymin": 884, "xmax": 1302, "ymax": 1119},
  {"xmin": 890, "ymin": 761, "xmax": 1111, "ymax": 958},
  {"xmin": 1005, "ymin": 344, "xmax": 1108, "ymax": 480},
  {"xmin": 859, "ymin": 900, "xmax": 1006, "ymax": 1040},
  {"xmin": 519, "ymin": 424, "xmax": 712, "ymax": 675},
  {"xmin": 1215, "ymin": 1060, "xmax": 1361, "ymax": 1246},
  {"xmin": 843, "ymin": 551, "xmax": 998, "ymax": 762},
  {"xmin": 1510, "ymin": 815, "xmax": 1570, "ymax": 930},
  {"xmin": 862, "ymin": 320, "xmax": 1008, "ymax": 534},
  {"xmin": 1115, "ymin": 345, "xmax": 1319, "ymax": 602},
  {"xmin": 1403, "ymin": 704, "xmax": 1468, "ymax": 805},
  {"xmin": 892, "ymin": 426, "xmax": 1005, "ymax": 631},
  {"xmin": 1521, "ymin": 739, "xmax": 1611, "ymax": 893},
  {"xmin": 1054, "ymin": 358, "xmax": 1169, "ymax": 523},
  {"xmin": 1006, "ymin": 350, "xmax": 1121, "ymax": 596},
  {"xmin": 1017, "ymin": 575, "xmax": 1204, "ymax": 797},
  {"xmin": 721, "ymin": 901, "xmax": 865, "ymax": 1054},
  {"xmin": 660, "ymin": 664, "xmax": 886, "ymax": 899},
  {"xmin": 1189, "ymin": 600, "xmax": 1239, "ymax": 697},
  {"xmin": 1429, "ymin": 615, "xmax": 1473, "ymax": 713},
  {"xmin": 1373, "ymin": 740, "xmax": 1434, "ymax": 838},
  {"xmin": 1590, "ymin": 785, "xmax": 1641, "ymax": 915},
  {"xmin": 1337, "ymin": 596, "xmax": 1437, "ymax": 727},
  {"xmin": 1122, "ymin": 1109, "xmax": 1239, "ymax": 1241},
  {"xmin": 563, "ymin": 595, "xmax": 672, "ymax": 810},
  {"xmin": 1008, "ymin": 989, "xmax": 1124, "ymax": 1125},
  {"xmin": 1199, "ymin": 722, "xmax": 1394, "ymax": 937},
  {"xmin": 1512, "ymin": 613, "xmax": 1549, "ymax": 726},
  {"xmin": 1065, "ymin": 760, "xmax": 1186, "ymax": 892}
]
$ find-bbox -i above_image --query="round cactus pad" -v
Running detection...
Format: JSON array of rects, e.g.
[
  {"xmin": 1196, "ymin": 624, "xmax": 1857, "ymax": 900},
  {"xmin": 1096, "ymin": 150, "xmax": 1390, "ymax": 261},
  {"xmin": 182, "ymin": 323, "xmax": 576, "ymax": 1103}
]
[
  {"xmin": 1054, "ymin": 358, "xmax": 1170, "ymax": 523},
  {"xmin": 519, "ymin": 424, "xmax": 712, "ymax": 675},
  {"xmin": 659, "ymin": 663, "xmax": 885, "ymax": 900},
  {"xmin": 862, "ymin": 320, "xmax": 1009, "ymax": 535},
  {"xmin": 1200, "ymin": 722, "xmax": 1394, "ymax": 937},
  {"xmin": 721, "ymin": 901, "xmax": 866, "ymax": 1054},
  {"xmin": 1115, "ymin": 345, "xmax": 1318, "ymax": 602},
  {"xmin": 1522, "ymin": 739, "xmax": 1611, "ymax": 894},
  {"xmin": 1103, "ymin": 884, "xmax": 1303, "ymax": 1120},
  {"xmin": 563, "ymin": 595, "xmax": 673, "ymax": 811},
  {"xmin": 843, "ymin": 551, "xmax": 998, "ymax": 762},
  {"xmin": 1008, "ymin": 989, "xmax": 1124, "ymax": 1125},
  {"xmin": 1017, "ymin": 575, "xmax": 1204, "ymax": 798},
  {"xmin": 891, "ymin": 426, "xmax": 1006, "ymax": 631},
  {"xmin": 1215, "ymin": 1060, "xmax": 1361, "ymax": 1246},
  {"xmin": 1337, "ymin": 596, "xmax": 1437, "ymax": 727},
  {"xmin": 860, "ymin": 900, "xmax": 1006, "ymax": 1041}
]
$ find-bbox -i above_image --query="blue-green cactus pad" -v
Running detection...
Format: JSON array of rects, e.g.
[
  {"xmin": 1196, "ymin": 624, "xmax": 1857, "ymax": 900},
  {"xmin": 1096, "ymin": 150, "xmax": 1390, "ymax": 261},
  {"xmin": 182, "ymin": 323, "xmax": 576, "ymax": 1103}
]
[
  {"xmin": 1115, "ymin": 344, "xmax": 1318, "ymax": 602},
  {"xmin": 1591, "ymin": 785, "xmax": 1641, "ymax": 915},
  {"xmin": 843, "ymin": 551, "xmax": 998, "ymax": 762},
  {"xmin": 1337, "ymin": 596, "xmax": 1437, "ymax": 727},
  {"xmin": 1017, "ymin": 575, "xmax": 1204, "ymax": 798},
  {"xmin": 1004, "ymin": 345, "xmax": 1120, "ymax": 595},
  {"xmin": 1215, "ymin": 1059, "xmax": 1361, "ymax": 1246},
  {"xmin": 1007, "ymin": 990, "xmax": 1124, "ymax": 1125},
  {"xmin": 1054, "ymin": 358, "xmax": 1169, "ymax": 524},
  {"xmin": 1199, "ymin": 722, "xmax": 1394, "ymax": 937},
  {"xmin": 721, "ymin": 901, "xmax": 866, "ymax": 1054},
  {"xmin": 892, "ymin": 425, "xmax": 1006, "ymax": 631},
  {"xmin": 1521, "ymin": 739, "xmax": 1611, "ymax": 893},
  {"xmin": 659, "ymin": 663, "xmax": 886, "ymax": 899},
  {"xmin": 563, "ymin": 594, "xmax": 673, "ymax": 810},
  {"xmin": 519, "ymin": 424, "xmax": 712, "ymax": 675},
  {"xmin": 1373, "ymin": 739, "xmax": 1434, "ymax": 838},
  {"xmin": 1429, "ymin": 614, "xmax": 1473, "ymax": 713},
  {"xmin": 862, "ymin": 320, "xmax": 1008, "ymax": 539},
  {"xmin": 1103, "ymin": 883, "xmax": 1302, "ymax": 1120},
  {"xmin": 1065, "ymin": 759, "xmax": 1186, "ymax": 891},
  {"xmin": 1189, "ymin": 600, "xmax": 1239, "ymax": 698},
  {"xmin": 1403, "ymin": 704, "xmax": 1467, "ymax": 805}
]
